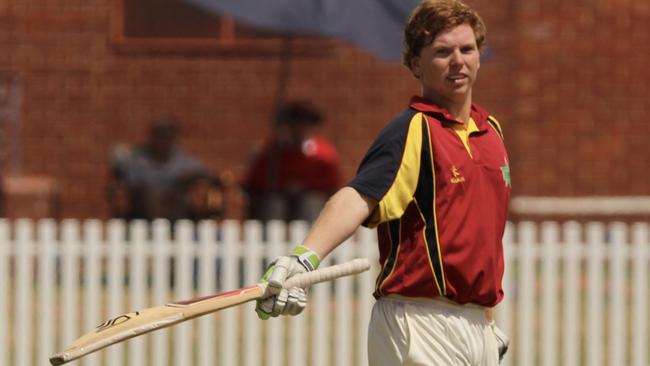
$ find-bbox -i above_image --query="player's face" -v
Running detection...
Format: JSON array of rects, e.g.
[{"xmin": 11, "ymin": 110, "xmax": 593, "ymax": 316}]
[{"xmin": 410, "ymin": 23, "xmax": 480, "ymax": 105}]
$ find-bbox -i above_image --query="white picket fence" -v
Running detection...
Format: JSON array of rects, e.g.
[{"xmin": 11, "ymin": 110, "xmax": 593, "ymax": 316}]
[{"xmin": 0, "ymin": 219, "xmax": 649, "ymax": 366}]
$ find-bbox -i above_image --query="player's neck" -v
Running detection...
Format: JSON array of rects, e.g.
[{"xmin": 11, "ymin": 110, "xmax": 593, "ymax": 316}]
[
  {"xmin": 445, "ymin": 97, "xmax": 473, "ymax": 124},
  {"xmin": 425, "ymin": 92, "xmax": 473, "ymax": 124}
]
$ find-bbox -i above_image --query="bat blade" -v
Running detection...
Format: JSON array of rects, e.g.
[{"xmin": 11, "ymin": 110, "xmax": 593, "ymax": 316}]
[
  {"xmin": 49, "ymin": 258, "xmax": 370, "ymax": 365},
  {"xmin": 50, "ymin": 285, "xmax": 264, "ymax": 365}
]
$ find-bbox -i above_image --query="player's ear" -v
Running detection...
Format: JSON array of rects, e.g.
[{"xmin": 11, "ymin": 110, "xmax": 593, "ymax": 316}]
[{"xmin": 410, "ymin": 56, "xmax": 422, "ymax": 79}]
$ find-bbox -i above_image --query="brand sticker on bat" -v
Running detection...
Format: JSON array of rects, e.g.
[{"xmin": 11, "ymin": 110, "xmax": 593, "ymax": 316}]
[{"xmin": 96, "ymin": 312, "xmax": 140, "ymax": 333}]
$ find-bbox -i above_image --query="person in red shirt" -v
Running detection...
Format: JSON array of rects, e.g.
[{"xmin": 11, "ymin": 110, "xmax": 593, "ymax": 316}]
[
  {"xmin": 243, "ymin": 100, "xmax": 341, "ymax": 223},
  {"xmin": 256, "ymin": 1, "xmax": 510, "ymax": 364}
]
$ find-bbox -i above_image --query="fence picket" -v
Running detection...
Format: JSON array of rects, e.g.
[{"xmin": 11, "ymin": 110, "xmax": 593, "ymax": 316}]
[
  {"xmin": 82, "ymin": 220, "xmax": 102, "ymax": 366},
  {"xmin": 174, "ymin": 221, "xmax": 194, "ymax": 366},
  {"xmin": 288, "ymin": 221, "xmax": 309, "ymax": 366},
  {"xmin": 311, "ymin": 258, "xmax": 331, "ymax": 366},
  {"xmin": 128, "ymin": 221, "xmax": 147, "ymax": 366},
  {"xmin": 608, "ymin": 223, "xmax": 627, "ymax": 366},
  {"xmin": 15, "ymin": 219, "xmax": 33, "ymax": 366},
  {"xmin": 220, "ymin": 220, "xmax": 239, "ymax": 366},
  {"xmin": 243, "ymin": 221, "xmax": 263, "ymax": 366},
  {"xmin": 356, "ymin": 226, "xmax": 377, "ymax": 366},
  {"xmin": 334, "ymin": 241, "xmax": 353, "ymax": 366},
  {"xmin": 562, "ymin": 222, "xmax": 581, "ymax": 366},
  {"xmin": 61, "ymin": 220, "xmax": 80, "ymax": 348},
  {"xmin": 586, "ymin": 223, "xmax": 606, "ymax": 366},
  {"xmin": 540, "ymin": 222, "xmax": 559, "ymax": 366},
  {"xmin": 37, "ymin": 220, "xmax": 56, "ymax": 366},
  {"xmin": 631, "ymin": 223, "xmax": 648, "ymax": 366},
  {"xmin": 151, "ymin": 219, "xmax": 171, "ymax": 366},
  {"xmin": 517, "ymin": 221, "xmax": 536, "ymax": 366},
  {"xmin": 495, "ymin": 222, "xmax": 514, "ymax": 366},
  {"xmin": 265, "ymin": 221, "xmax": 287, "ymax": 366},
  {"xmin": 106, "ymin": 220, "xmax": 126, "ymax": 365},
  {"xmin": 0, "ymin": 221, "xmax": 9, "ymax": 366},
  {"xmin": 288, "ymin": 306, "xmax": 308, "ymax": 366},
  {"xmin": 197, "ymin": 220, "xmax": 217, "ymax": 366}
]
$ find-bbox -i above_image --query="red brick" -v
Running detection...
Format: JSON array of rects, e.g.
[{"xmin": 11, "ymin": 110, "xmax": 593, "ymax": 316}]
[{"xmin": 1, "ymin": 0, "xmax": 649, "ymax": 218}]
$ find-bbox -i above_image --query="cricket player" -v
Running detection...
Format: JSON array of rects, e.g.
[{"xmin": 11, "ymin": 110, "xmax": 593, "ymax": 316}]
[{"xmin": 256, "ymin": 0, "xmax": 511, "ymax": 364}]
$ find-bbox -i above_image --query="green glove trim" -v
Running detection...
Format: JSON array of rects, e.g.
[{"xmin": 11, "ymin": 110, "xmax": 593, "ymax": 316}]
[
  {"xmin": 292, "ymin": 245, "xmax": 320, "ymax": 271},
  {"xmin": 255, "ymin": 307, "xmax": 271, "ymax": 320},
  {"xmin": 261, "ymin": 264, "xmax": 274, "ymax": 282}
]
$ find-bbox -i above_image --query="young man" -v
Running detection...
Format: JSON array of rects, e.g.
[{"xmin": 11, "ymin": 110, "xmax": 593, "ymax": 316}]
[{"xmin": 256, "ymin": 1, "xmax": 511, "ymax": 364}]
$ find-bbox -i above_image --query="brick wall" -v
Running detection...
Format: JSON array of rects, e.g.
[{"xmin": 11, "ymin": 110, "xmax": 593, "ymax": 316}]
[
  {"xmin": 0, "ymin": 0, "xmax": 648, "ymax": 219},
  {"xmin": 507, "ymin": 0, "xmax": 650, "ymax": 197}
]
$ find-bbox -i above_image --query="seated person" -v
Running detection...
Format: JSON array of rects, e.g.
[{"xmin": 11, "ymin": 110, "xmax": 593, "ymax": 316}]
[
  {"xmin": 107, "ymin": 116, "xmax": 224, "ymax": 222},
  {"xmin": 184, "ymin": 172, "xmax": 226, "ymax": 222},
  {"xmin": 243, "ymin": 100, "xmax": 341, "ymax": 223}
]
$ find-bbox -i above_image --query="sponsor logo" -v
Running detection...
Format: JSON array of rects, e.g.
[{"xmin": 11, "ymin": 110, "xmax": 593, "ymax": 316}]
[{"xmin": 450, "ymin": 165, "xmax": 465, "ymax": 184}]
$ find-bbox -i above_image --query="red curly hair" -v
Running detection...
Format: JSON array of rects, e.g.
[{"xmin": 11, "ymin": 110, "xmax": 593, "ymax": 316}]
[{"xmin": 403, "ymin": 0, "xmax": 487, "ymax": 70}]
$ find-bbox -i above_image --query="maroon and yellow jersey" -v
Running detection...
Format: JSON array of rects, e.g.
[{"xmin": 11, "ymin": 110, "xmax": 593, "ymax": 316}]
[{"xmin": 348, "ymin": 96, "xmax": 511, "ymax": 307}]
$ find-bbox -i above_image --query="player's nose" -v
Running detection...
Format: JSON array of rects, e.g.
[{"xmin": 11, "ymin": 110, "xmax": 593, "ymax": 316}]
[{"xmin": 450, "ymin": 49, "xmax": 464, "ymax": 66}]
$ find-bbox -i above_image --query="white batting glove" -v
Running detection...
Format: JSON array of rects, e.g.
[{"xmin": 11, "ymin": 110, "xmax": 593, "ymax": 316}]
[
  {"xmin": 255, "ymin": 245, "xmax": 320, "ymax": 320},
  {"xmin": 490, "ymin": 321, "xmax": 510, "ymax": 362}
]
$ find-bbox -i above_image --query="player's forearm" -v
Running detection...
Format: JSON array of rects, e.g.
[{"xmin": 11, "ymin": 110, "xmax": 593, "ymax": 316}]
[{"xmin": 302, "ymin": 186, "xmax": 377, "ymax": 259}]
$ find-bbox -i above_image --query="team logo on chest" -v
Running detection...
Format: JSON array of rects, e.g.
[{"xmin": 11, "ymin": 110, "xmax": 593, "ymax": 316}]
[
  {"xmin": 450, "ymin": 165, "xmax": 465, "ymax": 184},
  {"xmin": 501, "ymin": 158, "xmax": 511, "ymax": 187}
]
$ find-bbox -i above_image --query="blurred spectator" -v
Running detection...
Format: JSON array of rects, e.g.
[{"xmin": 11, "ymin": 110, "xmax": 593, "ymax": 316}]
[
  {"xmin": 184, "ymin": 172, "xmax": 226, "ymax": 221},
  {"xmin": 243, "ymin": 100, "xmax": 341, "ymax": 223},
  {"xmin": 107, "ymin": 116, "xmax": 225, "ymax": 222}
]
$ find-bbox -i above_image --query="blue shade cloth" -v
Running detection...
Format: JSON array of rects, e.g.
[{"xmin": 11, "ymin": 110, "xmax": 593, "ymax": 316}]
[{"xmin": 184, "ymin": 0, "xmax": 420, "ymax": 61}]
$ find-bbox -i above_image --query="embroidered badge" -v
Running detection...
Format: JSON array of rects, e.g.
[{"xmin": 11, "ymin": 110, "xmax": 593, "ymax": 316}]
[
  {"xmin": 501, "ymin": 158, "xmax": 511, "ymax": 187},
  {"xmin": 450, "ymin": 165, "xmax": 465, "ymax": 184}
]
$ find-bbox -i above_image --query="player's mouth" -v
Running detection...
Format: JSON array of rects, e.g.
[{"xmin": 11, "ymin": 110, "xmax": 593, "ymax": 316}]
[{"xmin": 447, "ymin": 74, "xmax": 468, "ymax": 85}]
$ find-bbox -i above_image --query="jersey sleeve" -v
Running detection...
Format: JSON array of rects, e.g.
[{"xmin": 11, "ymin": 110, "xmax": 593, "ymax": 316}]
[{"xmin": 348, "ymin": 109, "xmax": 426, "ymax": 228}]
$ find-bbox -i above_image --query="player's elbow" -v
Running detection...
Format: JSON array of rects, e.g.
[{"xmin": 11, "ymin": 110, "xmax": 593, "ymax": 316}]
[{"xmin": 328, "ymin": 186, "xmax": 378, "ymax": 218}]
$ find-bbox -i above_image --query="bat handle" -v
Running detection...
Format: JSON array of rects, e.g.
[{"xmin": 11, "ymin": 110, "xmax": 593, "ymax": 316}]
[{"xmin": 283, "ymin": 258, "xmax": 371, "ymax": 288}]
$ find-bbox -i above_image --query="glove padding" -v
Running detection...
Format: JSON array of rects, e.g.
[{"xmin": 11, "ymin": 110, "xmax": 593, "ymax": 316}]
[
  {"xmin": 255, "ymin": 246, "xmax": 320, "ymax": 320},
  {"xmin": 490, "ymin": 321, "xmax": 510, "ymax": 362},
  {"xmin": 256, "ymin": 287, "xmax": 307, "ymax": 317}
]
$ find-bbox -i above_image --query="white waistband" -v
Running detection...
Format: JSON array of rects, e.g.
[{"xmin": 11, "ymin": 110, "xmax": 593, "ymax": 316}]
[{"xmin": 382, "ymin": 295, "xmax": 488, "ymax": 320}]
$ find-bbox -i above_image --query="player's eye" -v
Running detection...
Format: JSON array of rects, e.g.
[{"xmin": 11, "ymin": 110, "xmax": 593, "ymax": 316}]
[
  {"xmin": 461, "ymin": 45, "xmax": 476, "ymax": 54},
  {"xmin": 433, "ymin": 48, "xmax": 452, "ymax": 57}
]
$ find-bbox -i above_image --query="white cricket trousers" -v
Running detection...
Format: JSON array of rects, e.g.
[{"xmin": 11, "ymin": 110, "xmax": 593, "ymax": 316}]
[{"xmin": 368, "ymin": 296, "xmax": 499, "ymax": 366}]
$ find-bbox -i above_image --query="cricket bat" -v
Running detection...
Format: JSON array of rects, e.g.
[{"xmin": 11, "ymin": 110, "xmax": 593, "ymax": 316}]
[{"xmin": 49, "ymin": 258, "xmax": 370, "ymax": 365}]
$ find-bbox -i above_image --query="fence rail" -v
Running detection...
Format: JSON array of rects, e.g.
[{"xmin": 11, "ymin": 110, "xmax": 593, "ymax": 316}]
[{"xmin": 1, "ymin": 219, "xmax": 649, "ymax": 366}]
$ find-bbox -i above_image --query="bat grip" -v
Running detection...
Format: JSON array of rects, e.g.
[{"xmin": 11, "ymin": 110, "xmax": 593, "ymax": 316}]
[{"xmin": 283, "ymin": 258, "xmax": 371, "ymax": 288}]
